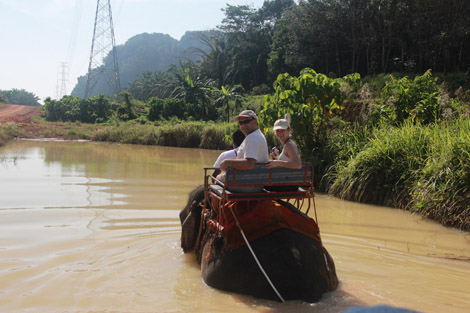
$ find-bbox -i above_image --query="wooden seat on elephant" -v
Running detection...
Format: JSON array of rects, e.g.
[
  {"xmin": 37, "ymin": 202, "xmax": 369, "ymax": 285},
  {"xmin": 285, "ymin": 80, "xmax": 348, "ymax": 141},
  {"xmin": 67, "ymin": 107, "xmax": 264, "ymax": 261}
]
[{"xmin": 205, "ymin": 163, "xmax": 314, "ymax": 202}]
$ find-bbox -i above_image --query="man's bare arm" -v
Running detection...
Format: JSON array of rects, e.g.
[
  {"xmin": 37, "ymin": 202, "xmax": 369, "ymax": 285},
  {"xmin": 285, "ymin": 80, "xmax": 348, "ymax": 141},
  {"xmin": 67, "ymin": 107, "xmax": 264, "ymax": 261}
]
[{"xmin": 220, "ymin": 158, "xmax": 256, "ymax": 171}]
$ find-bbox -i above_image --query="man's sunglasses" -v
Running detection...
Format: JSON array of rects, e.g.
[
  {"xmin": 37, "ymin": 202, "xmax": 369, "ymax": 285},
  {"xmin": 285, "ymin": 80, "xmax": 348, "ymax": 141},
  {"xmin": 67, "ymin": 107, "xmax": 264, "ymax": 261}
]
[{"xmin": 238, "ymin": 119, "xmax": 254, "ymax": 125}]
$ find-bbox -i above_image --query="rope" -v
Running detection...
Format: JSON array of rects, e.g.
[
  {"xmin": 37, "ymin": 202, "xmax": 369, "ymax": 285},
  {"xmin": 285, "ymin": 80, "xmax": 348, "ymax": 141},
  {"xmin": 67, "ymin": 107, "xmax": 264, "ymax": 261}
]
[
  {"xmin": 312, "ymin": 196, "xmax": 330, "ymax": 273},
  {"xmin": 227, "ymin": 205, "xmax": 285, "ymax": 303}
]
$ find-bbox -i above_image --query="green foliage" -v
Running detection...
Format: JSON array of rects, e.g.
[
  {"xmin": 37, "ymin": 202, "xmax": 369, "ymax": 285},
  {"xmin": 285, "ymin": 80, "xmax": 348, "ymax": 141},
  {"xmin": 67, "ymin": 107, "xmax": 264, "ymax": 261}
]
[
  {"xmin": 269, "ymin": 0, "xmax": 470, "ymax": 78},
  {"xmin": 212, "ymin": 84, "xmax": 244, "ymax": 122},
  {"xmin": 329, "ymin": 122, "xmax": 431, "ymax": 206},
  {"xmin": 343, "ymin": 73, "xmax": 363, "ymax": 93},
  {"xmin": 409, "ymin": 119, "xmax": 470, "ymax": 229},
  {"xmin": 147, "ymin": 97, "xmax": 202, "ymax": 121},
  {"xmin": 157, "ymin": 122, "xmax": 204, "ymax": 148},
  {"xmin": 166, "ymin": 60, "xmax": 215, "ymax": 119},
  {"xmin": 116, "ymin": 92, "xmax": 138, "ymax": 121},
  {"xmin": 200, "ymin": 123, "xmax": 235, "ymax": 149},
  {"xmin": 89, "ymin": 120, "xmax": 234, "ymax": 149},
  {"xmin": 43, "ymin": 95, "xmax": 112, "ymax": 123},
  {"xmin": 147, "ymin": 97, "xmax": 164, "ymax": 121},
  {"xmin": 321, "ymin": 124, "xmax": 372, "ymax": 188},
  {"xmin": 375, "ymin": 70, "xmax": 440, "ymax": 125},
  {"xmin": 0, "ymin": 88, "xmax": 40, "ymax": 106},
  {"xmin": 129, "ymin": 71, "xmax": 171, "ymax": 101},
  {"xmin": 0, "ymin": 123, "xmax": 21, "ymax": 146},
  {"xmin": 0, "ymin": 92, "xmax": 7, "ymax": 103},
  {"xmin": 260, "ymin": 68, "xmax": 345, "ymax": 159}
]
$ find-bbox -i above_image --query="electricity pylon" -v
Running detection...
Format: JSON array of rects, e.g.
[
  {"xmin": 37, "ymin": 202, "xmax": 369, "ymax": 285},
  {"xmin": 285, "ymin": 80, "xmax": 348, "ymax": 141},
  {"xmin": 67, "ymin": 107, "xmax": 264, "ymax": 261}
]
[
  {"xmin": 56, "ymin": 62, "xmax": 68, "ymax": 99},
  {"xmin": 85, "ymin": 0, "xmax": 120, "ymax": 98}
]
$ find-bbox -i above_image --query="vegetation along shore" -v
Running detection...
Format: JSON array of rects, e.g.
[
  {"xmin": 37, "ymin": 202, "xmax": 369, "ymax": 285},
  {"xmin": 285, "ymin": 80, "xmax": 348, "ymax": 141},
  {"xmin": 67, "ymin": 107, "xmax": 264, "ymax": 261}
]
[{"xmin": 1, "ymin": 70, "xmax": 470, "ymax": 231}]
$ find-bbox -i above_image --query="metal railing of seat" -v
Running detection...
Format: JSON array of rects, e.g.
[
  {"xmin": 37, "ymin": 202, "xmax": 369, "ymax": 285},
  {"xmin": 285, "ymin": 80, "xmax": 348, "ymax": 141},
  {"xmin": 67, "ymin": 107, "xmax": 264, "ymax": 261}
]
[{"xmin": 204, "ymin": 163, "xmax": 314, "ymax": 215}]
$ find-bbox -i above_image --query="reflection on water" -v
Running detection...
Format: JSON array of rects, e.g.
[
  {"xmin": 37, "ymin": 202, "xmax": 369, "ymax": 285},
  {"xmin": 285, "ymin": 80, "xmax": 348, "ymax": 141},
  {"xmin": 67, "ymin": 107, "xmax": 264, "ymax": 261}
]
[{"xmin": 0, "ymin": 140, "xmax": 469, "ymax": 313}]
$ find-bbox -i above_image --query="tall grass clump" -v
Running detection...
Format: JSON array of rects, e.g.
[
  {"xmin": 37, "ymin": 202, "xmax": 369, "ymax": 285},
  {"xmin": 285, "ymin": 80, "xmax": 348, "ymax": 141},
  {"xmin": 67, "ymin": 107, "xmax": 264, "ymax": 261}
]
[
  {"xmin": 320, "ymin": 124, "xmax": 372, "ymax": 190},
  {"xmin": 409, "ymin": 118, "xmax": 470, "ymax": 230},
  {"xmin": 157, "ymin": 121, "xmax": 205, "ymax": 148},
  {"xmin": 199, "ymin": 123, "xmax": 235, "ymax": 150},
  {"xmin": 89, "ymin": 120, "xmax": 236, "ymax": 149},
  {"xmin": 91, "ymin": 124, "xmax": 157, "ymax": 144},
  {"xmin": 329, "ymin": 122, "xmax": 431, "ymax": 206},
  {"xmin": 0, "ymin": 123, "xmax": 21, "ymax": 146}
]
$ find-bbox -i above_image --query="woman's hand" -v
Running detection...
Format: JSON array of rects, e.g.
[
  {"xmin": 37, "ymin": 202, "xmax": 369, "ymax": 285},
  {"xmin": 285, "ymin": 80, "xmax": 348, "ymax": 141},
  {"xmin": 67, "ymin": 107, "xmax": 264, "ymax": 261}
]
[{"xmin": 270, "ymin": 147, "xmax": 279, "ymax": 160}]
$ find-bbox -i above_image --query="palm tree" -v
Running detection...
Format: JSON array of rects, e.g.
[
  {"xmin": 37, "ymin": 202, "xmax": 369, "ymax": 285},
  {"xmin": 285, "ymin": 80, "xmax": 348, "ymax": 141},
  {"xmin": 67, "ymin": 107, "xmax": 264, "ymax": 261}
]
[
  {"xmin": 213, "ymin": 84, "xmax": 244, "ymax": 122},
  {"xmin": 129, "ymin": 71, "xmax": 171, "ymax": 101},
  {"xmin": 167, "ymin": 61, "xmax": 214, "ymax": 119}
]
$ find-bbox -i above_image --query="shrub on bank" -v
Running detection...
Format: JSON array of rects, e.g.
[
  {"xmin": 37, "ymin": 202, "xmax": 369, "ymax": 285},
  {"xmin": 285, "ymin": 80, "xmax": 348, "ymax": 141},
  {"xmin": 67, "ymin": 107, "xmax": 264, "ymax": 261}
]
[
  {"xmin": 409, "ymin": 119, "xmax": 470, "ymax": 230},
  {"xmin": 325, "ymin": 119, "xmax": 470, "ymax": 230},
  {"xmin": 200, "ymin": 123, "xmax": 235, "ymax": 150},
  {"xmin": 328, "ymin": 122, "xmax": 431, "ymax": 206},
  {"xmin": 157, "ymin": 122, "xmax": 204, "ymax": 148},
  {"xmin": 0, "ymin": 123, "xmax": 20, "ymax": 146},
  {"xmin": 90, "ymin": 120, "xmax": 233, "ymax": 149}
]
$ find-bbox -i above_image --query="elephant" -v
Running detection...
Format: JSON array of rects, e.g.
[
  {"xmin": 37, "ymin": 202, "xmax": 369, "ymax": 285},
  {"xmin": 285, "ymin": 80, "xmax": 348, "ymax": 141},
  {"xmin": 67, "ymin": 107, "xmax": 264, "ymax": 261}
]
[{"xmin": 179, "ymin": 185, "xmax": 338, "ymax": 302}]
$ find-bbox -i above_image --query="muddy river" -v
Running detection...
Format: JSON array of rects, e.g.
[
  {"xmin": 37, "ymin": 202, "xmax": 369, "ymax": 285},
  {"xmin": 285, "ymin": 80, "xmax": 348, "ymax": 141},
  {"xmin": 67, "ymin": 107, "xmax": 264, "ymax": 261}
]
[{"xmin": 1, "ymin": 140, "xmax": 469, "ymax": 312}]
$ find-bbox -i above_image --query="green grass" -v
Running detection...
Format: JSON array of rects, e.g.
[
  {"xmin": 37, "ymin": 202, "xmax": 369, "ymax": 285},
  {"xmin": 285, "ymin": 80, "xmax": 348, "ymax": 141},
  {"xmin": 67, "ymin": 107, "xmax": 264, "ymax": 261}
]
[
  {"xmin": 0, "ymin": 123, "xmax": 21, "ymax": 146},
  {"xmin": 324, "ymin": 119, "xmax": 470, "ymax": 230},
  {"xmin": 409, "ymin": 119, "xmax": 470, "ymax": 229}
]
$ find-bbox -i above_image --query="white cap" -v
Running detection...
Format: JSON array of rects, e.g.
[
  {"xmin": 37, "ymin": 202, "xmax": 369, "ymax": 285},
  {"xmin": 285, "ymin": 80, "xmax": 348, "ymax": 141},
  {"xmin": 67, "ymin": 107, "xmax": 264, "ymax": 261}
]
[
  {"xmin": 273, "ymin": 119, "xmax": 290, "ymax": 130},
  {"xmin": 234, "ymin": 110, "xmax": 257, "ymax": 121}
]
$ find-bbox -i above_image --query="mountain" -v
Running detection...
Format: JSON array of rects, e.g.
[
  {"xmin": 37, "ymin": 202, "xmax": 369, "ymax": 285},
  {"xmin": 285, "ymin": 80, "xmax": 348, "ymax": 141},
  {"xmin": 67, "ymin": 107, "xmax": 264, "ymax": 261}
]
[{"xmin": 71, "ymin": 31, "xmax": 210, "ymax": 98}]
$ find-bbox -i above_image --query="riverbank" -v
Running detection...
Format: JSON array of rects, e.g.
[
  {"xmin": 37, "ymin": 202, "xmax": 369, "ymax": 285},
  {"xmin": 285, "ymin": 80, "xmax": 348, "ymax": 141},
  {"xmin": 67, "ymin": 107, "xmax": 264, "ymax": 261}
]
[
  {"xmin": 0, "ymin": 112, "xmax": 245, "ymax": 151},
  {"xmin": 1, "ymin": 110, "xmax": 469, "ymax": 231}
]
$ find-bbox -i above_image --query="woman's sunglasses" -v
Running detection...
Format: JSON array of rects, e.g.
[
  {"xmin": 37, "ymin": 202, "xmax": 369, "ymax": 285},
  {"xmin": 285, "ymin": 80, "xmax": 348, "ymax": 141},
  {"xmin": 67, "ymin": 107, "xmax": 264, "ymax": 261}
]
[{"xmin": 238, "ymin": 119, "xmax": 254, "ymax": 125}]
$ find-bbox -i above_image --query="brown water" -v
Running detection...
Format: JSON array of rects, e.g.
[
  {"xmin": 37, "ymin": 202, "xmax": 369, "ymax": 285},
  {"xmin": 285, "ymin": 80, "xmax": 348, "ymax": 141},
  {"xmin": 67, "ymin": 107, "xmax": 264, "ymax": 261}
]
[{"xmin": 0, "ymin": 140, "xmax": 469, "ymax": 313}]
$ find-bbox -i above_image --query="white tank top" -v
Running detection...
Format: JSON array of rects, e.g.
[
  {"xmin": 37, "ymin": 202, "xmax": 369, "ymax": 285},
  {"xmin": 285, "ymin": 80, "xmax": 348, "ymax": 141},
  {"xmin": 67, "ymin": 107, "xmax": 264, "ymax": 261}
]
[{"xmin": 278, "ymin": 138, "xmax": 291, "ymax": 161}]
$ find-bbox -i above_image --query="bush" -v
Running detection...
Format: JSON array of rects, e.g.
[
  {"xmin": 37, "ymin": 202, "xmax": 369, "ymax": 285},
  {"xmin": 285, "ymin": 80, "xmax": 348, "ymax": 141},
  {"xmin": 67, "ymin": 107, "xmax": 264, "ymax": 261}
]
[
  {"xmin": 43, "ymin": 95, "xmax": 112, "ymax": 123},
  {"xmin": 0, "ymin": 123, "xmax": 21, "ymax": 146},
  {"xmin": 200, "ymin": 124, "xmax": 233, "ymax": 150},
  {"xmin": 328, "ymin": 122, "xmax": 431, "ymax": 206},
  {"xmin": 374, "ymin": 70, "xmax": 440, "ymax": 125},
  {"xmin": 260, "ymin": 68, "xmax": 345, "ymax": 161},
  {"xmin": 157, "ymin": 121, "xmax": 204, "ymax": 148},
  {"xmin": 409, "ymin": 118, "xmax": 470, "ymax": 230}
]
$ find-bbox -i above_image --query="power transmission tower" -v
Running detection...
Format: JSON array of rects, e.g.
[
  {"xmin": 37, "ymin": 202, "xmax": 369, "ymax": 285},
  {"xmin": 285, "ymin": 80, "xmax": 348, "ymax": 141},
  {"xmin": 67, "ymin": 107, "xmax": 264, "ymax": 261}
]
[
  {"xmin": 56, "ymin": 62, "xmax": 68, "ymax": 99},
  {"xmin": 85, "ymin": 0, "xmax": 120, "ymax": 98}
]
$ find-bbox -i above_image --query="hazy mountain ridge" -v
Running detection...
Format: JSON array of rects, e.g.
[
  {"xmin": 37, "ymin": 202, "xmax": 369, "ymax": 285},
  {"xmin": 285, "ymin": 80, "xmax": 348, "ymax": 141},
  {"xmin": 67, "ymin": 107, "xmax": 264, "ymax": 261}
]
[{"xmin": 71, "ymin": 31, "xmax": 210, "ymax": 98}]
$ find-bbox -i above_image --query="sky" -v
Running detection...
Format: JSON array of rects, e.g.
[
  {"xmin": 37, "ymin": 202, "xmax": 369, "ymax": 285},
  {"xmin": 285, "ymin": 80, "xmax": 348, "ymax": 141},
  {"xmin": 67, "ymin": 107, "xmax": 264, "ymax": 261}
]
[{"xmin": 0, "ymin": 0, "xmax": 267, "ymax": 103}]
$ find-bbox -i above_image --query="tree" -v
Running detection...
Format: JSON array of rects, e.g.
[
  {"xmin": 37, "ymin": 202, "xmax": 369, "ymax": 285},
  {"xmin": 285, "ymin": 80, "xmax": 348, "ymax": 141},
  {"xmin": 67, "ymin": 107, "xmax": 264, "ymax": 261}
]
[
  {"xmin": 260, "ymin": 68, "xmax": 345, "ymax": 157},
  {"xmin": 217, "ymin": 3, "xmax": 286, "ymax": 90},
  {"xmin": 196, "ymin": 31, "xmax": 230, "ymax": 88},
  {"xmin": 212, "ymin": 85, "xmax": 244, "ymax": 122},
  {"xmin": 116, "ymin": 92, "xmax": 137, "ymax": 121},
  {"xmin": 0, "ymin": 89, "xmax": 40, "ymax": 106},
  {"xmin": 43, "ymin": 95, "xmax": 112, "ymax": 123},
  {"xmin": 0, "ymin": 91, "xmax": 7, "ymax": 103},
  {"xmin": 128, "ymin": 71, "xmax": 171, "ymax": 101},
  {"xmin": 167, "ymin": 60, "xmax": 214, "ymax": 119}
]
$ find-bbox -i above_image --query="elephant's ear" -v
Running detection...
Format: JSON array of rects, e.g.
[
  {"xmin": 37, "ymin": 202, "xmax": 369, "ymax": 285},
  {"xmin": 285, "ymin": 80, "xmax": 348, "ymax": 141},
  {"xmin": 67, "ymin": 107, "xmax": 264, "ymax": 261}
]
[
  {"xmin": 181, "ymin": 206, "xmax": 197, "ymax": 252},
  {"xmin": 180, "ymin": 185, "xmax": 205, "ymax": 253},
  {"xmin": 322, "ymin": 247, "xmax": 339, "ymax": 291}
]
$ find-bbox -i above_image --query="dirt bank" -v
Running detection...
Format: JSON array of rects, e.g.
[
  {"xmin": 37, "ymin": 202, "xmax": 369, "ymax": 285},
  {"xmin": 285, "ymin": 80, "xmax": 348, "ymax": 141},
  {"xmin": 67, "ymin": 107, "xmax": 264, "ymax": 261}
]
[{"xmin": 0, "ymin": 103, "xmax": 42, "ymax": 123}]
